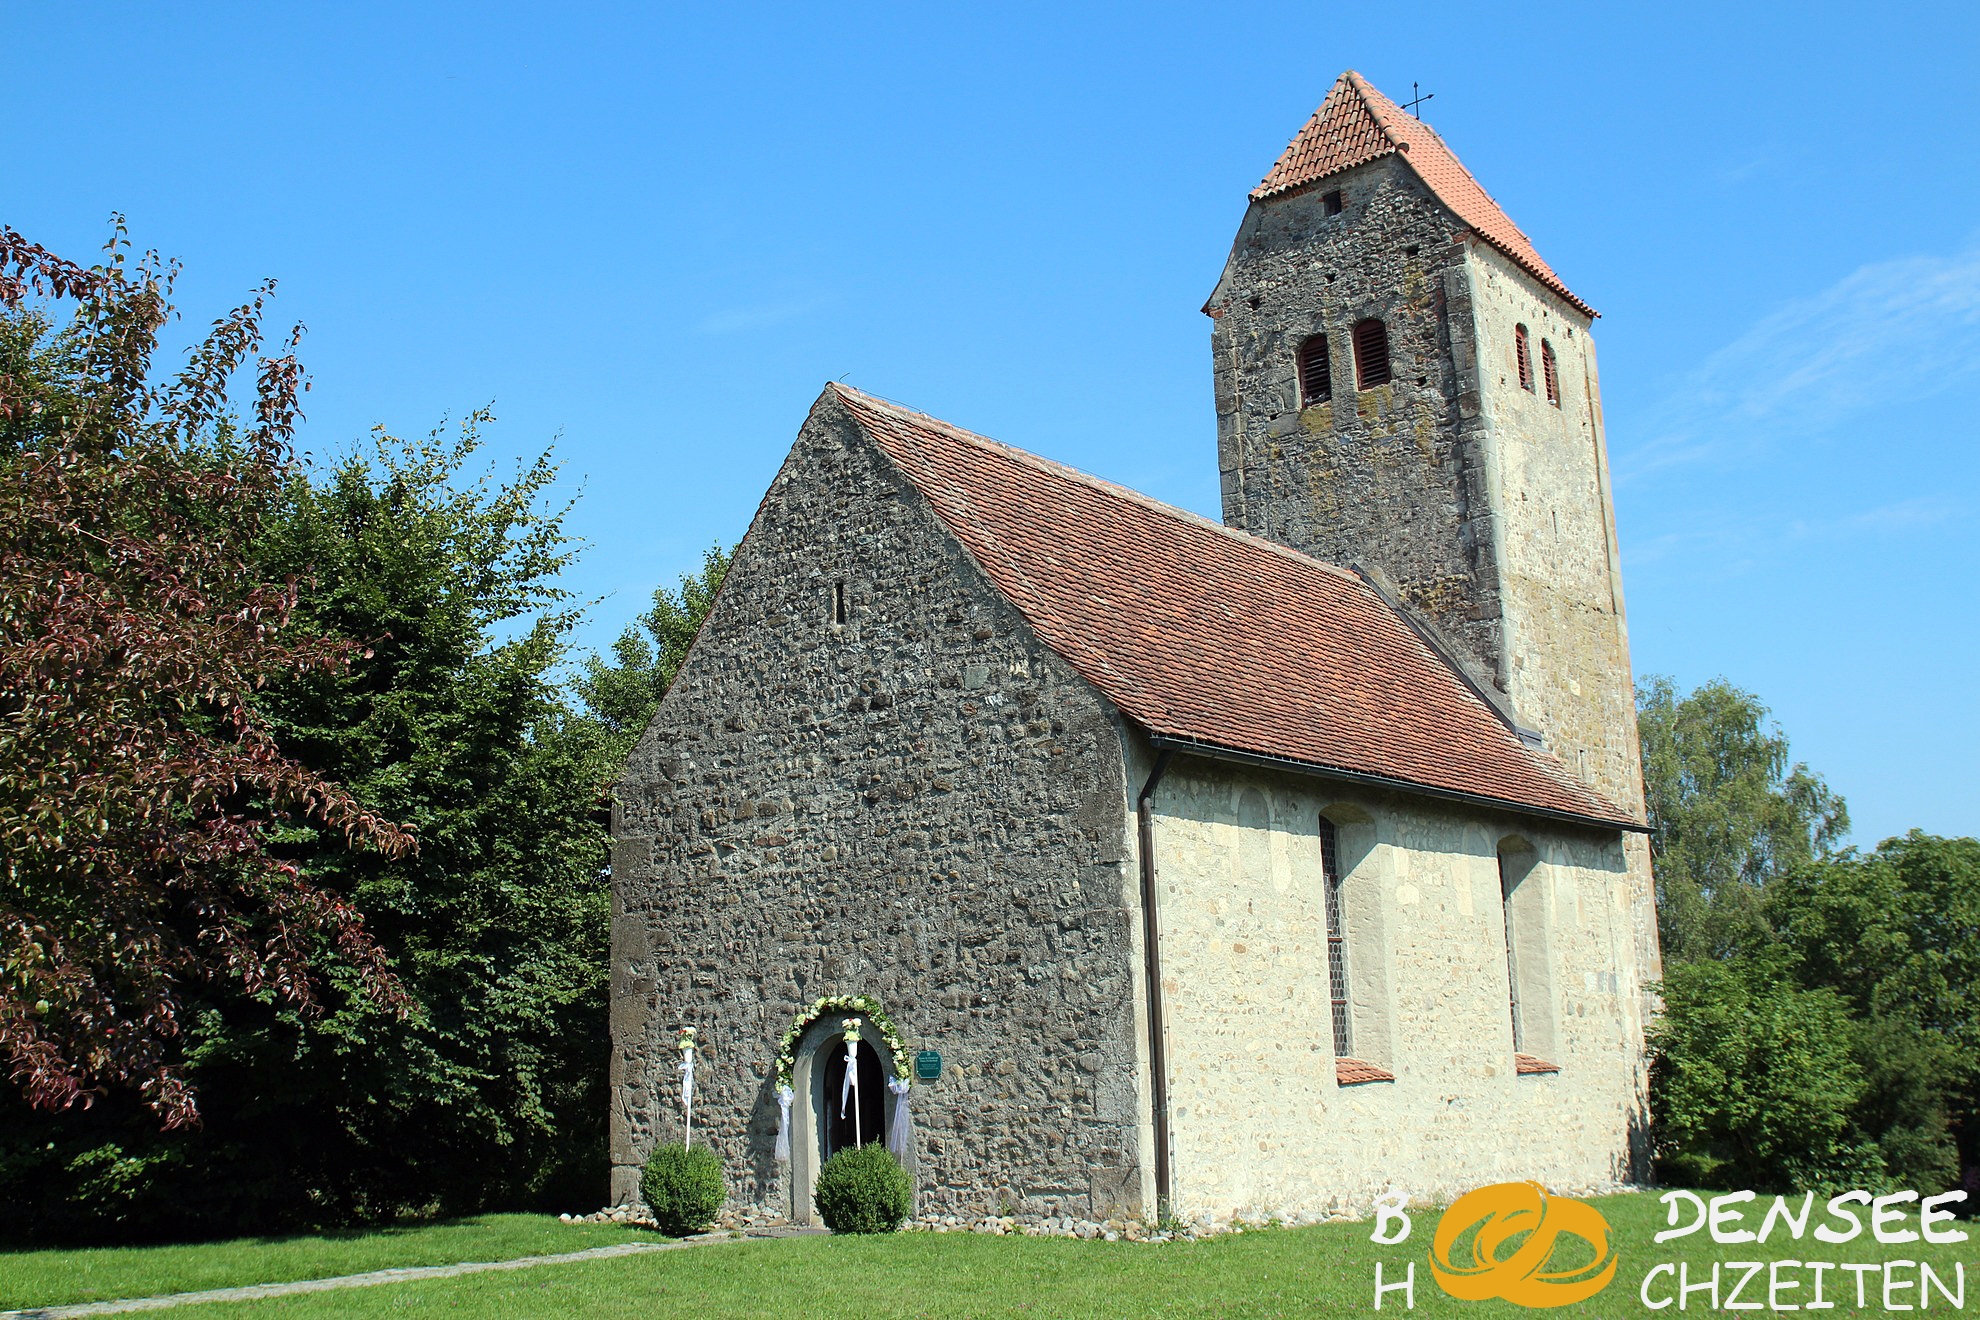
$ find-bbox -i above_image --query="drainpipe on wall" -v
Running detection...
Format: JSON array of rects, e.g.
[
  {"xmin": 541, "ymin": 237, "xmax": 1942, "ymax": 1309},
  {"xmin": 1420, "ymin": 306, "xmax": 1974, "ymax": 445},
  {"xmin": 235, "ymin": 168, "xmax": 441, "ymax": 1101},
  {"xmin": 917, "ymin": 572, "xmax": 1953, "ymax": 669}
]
[{"xmin": 1136, "ymin": 747, "xmax": 1175, "ymax": 1215}]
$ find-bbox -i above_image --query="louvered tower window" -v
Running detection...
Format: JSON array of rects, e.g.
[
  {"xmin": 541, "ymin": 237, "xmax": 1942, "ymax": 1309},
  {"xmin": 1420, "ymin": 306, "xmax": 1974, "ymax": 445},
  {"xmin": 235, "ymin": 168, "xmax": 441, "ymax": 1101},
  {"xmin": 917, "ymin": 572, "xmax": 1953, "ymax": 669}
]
[
  {"xmin": 1541, "ymin": 339, "xmax": 1560, "ymax": 407},
  {"xmin": 1515, "ymin": 324, "xmax": 1535, "ymax": 393},
  {"xmin": 1296, "ymin": 334, "xmax": 1332, "ymax": 408},
  {"xmin": 1320, "ymin": 816, "xmax": 1352, "ymax": 1057},
  {"xmin": 1351, "ymin": 318, "xmax": 1390, "ymax": 389}
]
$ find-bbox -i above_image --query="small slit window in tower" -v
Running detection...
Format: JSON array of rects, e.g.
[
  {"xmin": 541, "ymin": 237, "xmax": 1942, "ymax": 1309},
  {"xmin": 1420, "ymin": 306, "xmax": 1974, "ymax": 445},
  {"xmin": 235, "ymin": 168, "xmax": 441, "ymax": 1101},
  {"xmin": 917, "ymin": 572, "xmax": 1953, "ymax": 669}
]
[
  {"xmin": 1542, "ymin": 339, "xmax": 1561, "ymax": 407},
  {"xmin": 1296, "ymin": 334, "xmax": 1332, "ymax": 408},
  {"xmin": 1322, "ymin": 189, "xmax": 1344, "ymax": 216},
  {"xmin": 1320, "ymin": 816, "xmax": 1352, "ymax": 1058},
  {"xmin": 1352, "ymin": 318, "xmax": 1391, "ymax": 389},
  {"xmin": 833, "ymin": 581, "xmax": 847, "ymax": 625},
  {"xmin": 1515, "ymin": 324, "xmax": 1535, "ymax": 393}
]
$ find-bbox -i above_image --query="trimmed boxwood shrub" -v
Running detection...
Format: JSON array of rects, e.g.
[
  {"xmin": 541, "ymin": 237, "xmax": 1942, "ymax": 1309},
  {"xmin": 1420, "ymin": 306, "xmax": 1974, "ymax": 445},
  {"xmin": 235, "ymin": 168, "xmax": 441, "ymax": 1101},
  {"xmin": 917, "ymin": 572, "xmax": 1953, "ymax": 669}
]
[
  {"xmin": 641, "ymin": 1143, "xmax": 724, "ymax": 1236},
  {"xmin": 814, "ymin": 1144, "xmax": 912, "ymax": 1233}
]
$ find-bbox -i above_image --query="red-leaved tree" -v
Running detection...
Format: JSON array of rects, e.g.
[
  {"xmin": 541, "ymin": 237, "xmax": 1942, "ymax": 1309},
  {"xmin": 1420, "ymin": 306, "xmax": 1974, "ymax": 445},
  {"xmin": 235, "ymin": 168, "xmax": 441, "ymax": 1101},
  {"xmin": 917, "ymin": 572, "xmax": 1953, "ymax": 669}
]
[{"xmin": 0, "ymin": 224, "xmax": 413, "ymax": 1127}]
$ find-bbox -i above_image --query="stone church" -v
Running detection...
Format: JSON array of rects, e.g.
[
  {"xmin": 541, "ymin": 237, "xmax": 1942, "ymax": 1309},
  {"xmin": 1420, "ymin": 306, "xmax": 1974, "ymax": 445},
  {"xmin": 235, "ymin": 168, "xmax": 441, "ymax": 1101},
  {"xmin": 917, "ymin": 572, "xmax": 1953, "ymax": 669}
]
[{"xmin": 610, "ymin": 70, "xmax": 1661, "ymax": 1224}]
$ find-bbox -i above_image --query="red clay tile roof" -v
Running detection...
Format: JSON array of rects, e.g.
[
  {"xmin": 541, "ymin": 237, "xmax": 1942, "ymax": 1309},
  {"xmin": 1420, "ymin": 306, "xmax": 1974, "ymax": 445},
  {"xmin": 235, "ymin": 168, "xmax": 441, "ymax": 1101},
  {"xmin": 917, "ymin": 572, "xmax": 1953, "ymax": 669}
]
[
  {"xmin": 1336, "ymin": 1058, "xmax": 1395, "ymax": 1086},
  {"xmin": 1515, "ymin": 1053, "xmax": 1563, "ymax": 1076},
  {"xmin": 829, "ymin": 385, "xmax": 1637, "ymax": 831},
  {"xmin": 1254, "ymin": 71, "xmax": 1595, "ymax": 318}
]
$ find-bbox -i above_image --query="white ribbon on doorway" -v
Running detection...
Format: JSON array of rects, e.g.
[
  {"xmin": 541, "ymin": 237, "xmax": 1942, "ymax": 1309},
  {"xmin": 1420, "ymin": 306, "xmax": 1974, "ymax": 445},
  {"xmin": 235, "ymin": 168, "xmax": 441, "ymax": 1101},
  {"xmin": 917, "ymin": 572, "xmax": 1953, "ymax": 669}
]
[
  {"xmin": 773, "ymin": 1085, "xmax": 793, "ymax": 1163},
  {"xmin": 885, "ymin": 1077, "xmax": 911, "ymax": 1160},
  {"xmin": 839, "ymin": 1018, "xmax": 865, "ymax": 1145}
]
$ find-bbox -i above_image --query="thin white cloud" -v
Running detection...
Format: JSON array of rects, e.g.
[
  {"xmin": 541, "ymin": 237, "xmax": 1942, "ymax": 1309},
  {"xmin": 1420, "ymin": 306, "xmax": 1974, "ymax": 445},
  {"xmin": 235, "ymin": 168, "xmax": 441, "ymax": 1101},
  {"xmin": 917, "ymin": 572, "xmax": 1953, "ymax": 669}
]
[
  {"xmin": 1792, "ymin": 494, "xmax": 1965, "ymax": 540},
  {"xmin": 694, "ymin": 298, "xmax": 824, "ymax": 336},
  {"xmin": 1625, "ymin": 494, "xmax": 1966, "ymax": 579},
  {"xmin": 1618, "ymin": 241, "xmax": 1980, "ymax": 479},
  {"xmin": 1712, "ymin": 156, "xmax": 1772, "ymax": 185}
]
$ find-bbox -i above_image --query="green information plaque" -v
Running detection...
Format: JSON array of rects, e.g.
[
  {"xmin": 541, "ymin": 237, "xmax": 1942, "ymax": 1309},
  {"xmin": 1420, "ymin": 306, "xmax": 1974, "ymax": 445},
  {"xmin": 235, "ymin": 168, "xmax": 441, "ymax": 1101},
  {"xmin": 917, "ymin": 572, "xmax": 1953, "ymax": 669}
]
[{"xmin": 914, "ymin": 1049, "xmax": 942, "ymax": 1082}]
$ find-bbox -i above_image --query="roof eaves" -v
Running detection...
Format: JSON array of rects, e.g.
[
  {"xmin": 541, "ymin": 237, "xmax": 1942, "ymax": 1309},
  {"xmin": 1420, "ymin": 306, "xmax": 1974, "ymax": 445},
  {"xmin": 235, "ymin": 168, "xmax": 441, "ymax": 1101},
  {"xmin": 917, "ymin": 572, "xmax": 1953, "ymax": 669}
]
[
  {"xmin": 1466, "ymin": 231, "xmax": 1599, "ymax": 319},
  {"xmin": 1143, "ymin": 730, "xmax": 1648, "ymax": 835}
]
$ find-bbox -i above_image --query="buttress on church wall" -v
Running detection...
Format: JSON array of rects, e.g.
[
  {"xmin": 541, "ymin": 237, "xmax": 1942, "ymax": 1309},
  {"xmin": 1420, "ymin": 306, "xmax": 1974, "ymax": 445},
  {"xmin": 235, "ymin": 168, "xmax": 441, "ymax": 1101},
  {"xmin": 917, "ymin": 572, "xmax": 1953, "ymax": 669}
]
[{"xmin": 1136, "ymin": 751, "xmax": 1648, "ymax": 1219}]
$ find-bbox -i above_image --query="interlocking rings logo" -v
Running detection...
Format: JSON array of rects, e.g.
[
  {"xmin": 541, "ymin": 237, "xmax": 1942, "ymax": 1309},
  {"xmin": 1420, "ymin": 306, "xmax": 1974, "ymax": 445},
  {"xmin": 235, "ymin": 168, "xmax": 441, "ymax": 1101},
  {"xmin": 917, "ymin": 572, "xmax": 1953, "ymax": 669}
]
[{"xmin": 1429, "ymin": 1181, "xmax": 1618, "ymax": 1307}]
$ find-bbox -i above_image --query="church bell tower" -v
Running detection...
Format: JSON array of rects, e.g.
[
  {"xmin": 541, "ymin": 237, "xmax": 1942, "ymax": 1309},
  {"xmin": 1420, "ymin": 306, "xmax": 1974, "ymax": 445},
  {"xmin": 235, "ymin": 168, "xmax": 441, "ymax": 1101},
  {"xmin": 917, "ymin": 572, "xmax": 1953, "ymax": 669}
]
[
  {"xmin": 1206, "ymin": 72, "xmax": 1657, "ymax": 974},
  {"xmin": 1205, "ymin": 71, "xmax": 1644, "ymax": 818}
]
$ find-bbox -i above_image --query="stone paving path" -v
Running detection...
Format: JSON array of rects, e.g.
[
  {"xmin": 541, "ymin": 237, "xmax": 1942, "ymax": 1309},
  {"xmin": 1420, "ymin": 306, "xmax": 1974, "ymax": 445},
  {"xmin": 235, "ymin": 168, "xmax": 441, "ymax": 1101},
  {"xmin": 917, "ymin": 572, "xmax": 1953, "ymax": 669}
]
[{"xmin": 1, "ymin": 1228, "xmax": 823, "ymax": 1319}]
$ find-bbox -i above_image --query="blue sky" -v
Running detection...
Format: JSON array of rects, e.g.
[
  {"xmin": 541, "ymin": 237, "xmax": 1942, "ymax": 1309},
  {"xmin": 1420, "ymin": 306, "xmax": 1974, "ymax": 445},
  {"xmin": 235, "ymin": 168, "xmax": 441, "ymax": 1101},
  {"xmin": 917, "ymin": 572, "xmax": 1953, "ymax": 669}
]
[{"xmin": 8, "ymin": 3, "xmax": 1975, "ymax": 846}]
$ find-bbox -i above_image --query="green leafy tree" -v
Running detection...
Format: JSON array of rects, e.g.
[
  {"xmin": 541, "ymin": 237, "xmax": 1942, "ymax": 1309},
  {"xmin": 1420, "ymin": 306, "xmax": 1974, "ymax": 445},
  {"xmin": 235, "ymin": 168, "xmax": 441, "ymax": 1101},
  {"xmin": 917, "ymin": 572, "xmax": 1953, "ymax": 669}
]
[
  {"xmin": 1650, "ymin": 940, "xmax": 1963, "ymax": 1194},
  {"xmin": 1649, "ymin": 954, "xmax": 1880, "ymax": 1192},
  {"xmin": 1769, "ymin": 833, "xmax": 1980, "ymax": 1061},
  {"xmin": 0, "ymin": 228, "xmax": 409, "ymax": 1128},
  {"xmin": 1641, "ymin": 678, "xmax": 1971, "ymax": 1192},
  {"xmin": 1769, "ymin": 832, "xmax": 1980, "ymax": 1185},
  {"xmin": 0, "ymin": 415, "xmax": 619, "ymax": 1240},
  {"xmin": 233, "ymin": 418, "xmax": 615, "ymax": 1220},
  {"xmin": 577, "ymin": 544, "xmax": 729, "ymax": 758},
  {"xmin": 1637, "ymin": 676, "xmax": 1849, "ymax": 963}
]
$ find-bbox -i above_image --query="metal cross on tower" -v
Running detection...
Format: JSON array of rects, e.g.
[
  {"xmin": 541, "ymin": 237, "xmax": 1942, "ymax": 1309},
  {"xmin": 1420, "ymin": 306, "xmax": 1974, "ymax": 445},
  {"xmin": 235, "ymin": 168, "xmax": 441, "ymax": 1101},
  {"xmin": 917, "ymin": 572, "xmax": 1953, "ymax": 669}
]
[{"xmin": 1401, "ymin": 82, "xmax": 1435, "ymax": 119}]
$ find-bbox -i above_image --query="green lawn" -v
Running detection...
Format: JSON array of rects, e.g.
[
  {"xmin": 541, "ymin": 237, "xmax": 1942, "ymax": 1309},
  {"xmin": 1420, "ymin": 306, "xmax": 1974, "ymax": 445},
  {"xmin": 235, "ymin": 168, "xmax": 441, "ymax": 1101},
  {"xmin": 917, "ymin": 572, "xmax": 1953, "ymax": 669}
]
[
  {"xmin": 3, "ymin": 1193, "xmax": 1974, "ymax": 1318},
  {"xmin": 0, "ymin": 1213, "xmax": 661, "ymax": 1311}
]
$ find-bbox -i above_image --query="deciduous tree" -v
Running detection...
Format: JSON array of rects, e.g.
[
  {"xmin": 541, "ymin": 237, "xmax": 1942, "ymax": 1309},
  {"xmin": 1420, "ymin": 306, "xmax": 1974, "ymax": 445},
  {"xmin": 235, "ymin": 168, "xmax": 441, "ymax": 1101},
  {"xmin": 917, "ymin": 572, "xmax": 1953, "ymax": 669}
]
[
  {"xmin": 1, "ymin": 414, "xmax": 620, "ymax": 1239},
  {"xmin": 1637, "ymin": 676, "xmax": 1848, "ymax": 963},
  {"xmin": 0, "ymin": 228, "xmax": 409, "ymax": 1128},
  {"xmin": 576, "ymin": 543, "xmax": 729, "ymax": 759}
]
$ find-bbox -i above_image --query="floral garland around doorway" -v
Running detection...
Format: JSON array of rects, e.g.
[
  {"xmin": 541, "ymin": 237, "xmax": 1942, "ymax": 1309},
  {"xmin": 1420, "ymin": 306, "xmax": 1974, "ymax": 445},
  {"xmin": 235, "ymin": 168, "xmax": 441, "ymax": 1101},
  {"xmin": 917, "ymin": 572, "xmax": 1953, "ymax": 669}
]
[
  {"xmin": 772, "ymin": 994, "xmax": 914, "ymax": 1165},
  {"xmin": 775, "ymin": 993, "xmax": 911, "ymax": 1089}
]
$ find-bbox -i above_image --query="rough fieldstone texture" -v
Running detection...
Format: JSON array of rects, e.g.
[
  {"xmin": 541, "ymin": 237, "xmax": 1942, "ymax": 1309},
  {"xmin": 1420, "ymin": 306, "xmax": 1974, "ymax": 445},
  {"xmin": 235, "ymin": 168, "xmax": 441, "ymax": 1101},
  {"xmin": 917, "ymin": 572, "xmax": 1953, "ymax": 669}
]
[
  {"xmin": 1208, "ymin": 156, "xmax": 1504, "ymax": 689},
  {"xmin": 609, "ymin": 395, "xmax": 1143, "ymax": 1222}
]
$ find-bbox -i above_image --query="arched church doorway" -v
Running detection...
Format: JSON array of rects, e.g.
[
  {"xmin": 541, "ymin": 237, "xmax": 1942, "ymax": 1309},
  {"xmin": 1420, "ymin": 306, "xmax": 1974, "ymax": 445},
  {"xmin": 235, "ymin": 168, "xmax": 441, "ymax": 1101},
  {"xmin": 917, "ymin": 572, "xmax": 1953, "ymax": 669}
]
[
  {"xmin": 819, "ymin": 1036, "xmax": 887, "ymax": 1158},
  {"xmin": 789, "ymin": 1016, "xmax": 899, "ymax": 1223}
]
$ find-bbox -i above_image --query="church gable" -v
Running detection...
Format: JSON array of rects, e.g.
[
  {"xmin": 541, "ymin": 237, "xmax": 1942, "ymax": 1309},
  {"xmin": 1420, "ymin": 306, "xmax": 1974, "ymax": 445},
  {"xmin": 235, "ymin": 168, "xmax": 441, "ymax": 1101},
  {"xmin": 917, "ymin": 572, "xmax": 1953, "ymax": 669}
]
[{"xmin": 609, "ymin": 388, "xmax": 1146, "ymax": 1218}]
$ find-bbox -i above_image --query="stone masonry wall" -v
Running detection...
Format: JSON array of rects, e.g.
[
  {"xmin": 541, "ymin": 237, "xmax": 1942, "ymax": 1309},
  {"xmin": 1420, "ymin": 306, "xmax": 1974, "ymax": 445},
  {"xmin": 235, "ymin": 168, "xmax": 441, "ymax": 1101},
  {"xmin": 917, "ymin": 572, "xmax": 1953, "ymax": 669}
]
[
  {"xmin": 1465, "ymin": 241, "xmax": 1636, "ymax": 811},
  {"xmin": 1139, "ymin": 742, "xmax": 1649, "ymax": 1219},
  {"xmin": 1208, "ymin": 156, "xmax": 1506, "ymax": 689},
  {"xmin": 1463, "ymin": 241, "xmax": 1661, "ymax": 981},
  {"xmin": 609, "ymin": 394, "xmax": 1145, "ymax": 1221}
]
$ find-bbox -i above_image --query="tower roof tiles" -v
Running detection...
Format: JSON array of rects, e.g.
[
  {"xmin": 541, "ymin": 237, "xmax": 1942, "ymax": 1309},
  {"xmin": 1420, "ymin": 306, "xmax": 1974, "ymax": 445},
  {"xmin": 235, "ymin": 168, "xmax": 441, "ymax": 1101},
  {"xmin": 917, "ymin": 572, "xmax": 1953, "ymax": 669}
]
[
  {"xmin": 828, "ymin": 384, "xmax": 1637, "ymax": 832},
  {"xmin": 1255, "ymin": 71, "xmax": 1595, "ymax": 318}
]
